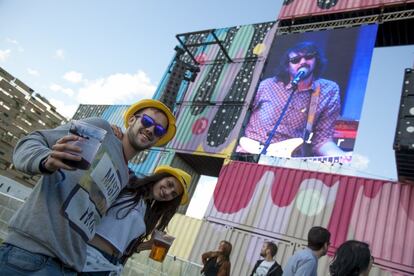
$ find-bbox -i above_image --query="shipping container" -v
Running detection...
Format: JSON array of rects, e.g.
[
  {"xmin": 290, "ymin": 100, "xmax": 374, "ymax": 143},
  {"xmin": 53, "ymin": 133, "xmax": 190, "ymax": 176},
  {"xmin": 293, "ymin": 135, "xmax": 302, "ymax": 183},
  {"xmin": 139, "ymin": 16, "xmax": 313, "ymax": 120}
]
[
  {"xmin": 161, "ymin": 214, "xmax": 400, "ymax": 275},
  {"xmin": 279, "ymin": 0, "xmax": 414, "ymax": 20},
  {"xmin": 156, "ymin": 22, "xmax": 278, "ymax": 156},
  {"xmin": 204, "ymin": 161, "xmax": 414, "ymax": 274},
  {"xmin": 169, "ymin": 103, "xmax": 248, "ymax": 156},
  {"xmin": 72, "ymin": 104, "xmax": 128, "ymax": 125},
  {"xmin": 128, "ymin": 149, "xmax": 172, "ymax": 177}
]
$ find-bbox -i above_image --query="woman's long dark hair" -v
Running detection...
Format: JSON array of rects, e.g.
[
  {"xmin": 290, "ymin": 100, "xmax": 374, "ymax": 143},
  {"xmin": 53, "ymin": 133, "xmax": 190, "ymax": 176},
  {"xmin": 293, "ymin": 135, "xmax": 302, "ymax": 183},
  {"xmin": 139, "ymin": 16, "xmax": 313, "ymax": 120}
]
[
  {"xmin": 111, "ymin": 172, "xmax": 183, "ymax": 261},
  {"xmin": 329, "ymin": 240, "xmax": 371, "ymax": 276}
]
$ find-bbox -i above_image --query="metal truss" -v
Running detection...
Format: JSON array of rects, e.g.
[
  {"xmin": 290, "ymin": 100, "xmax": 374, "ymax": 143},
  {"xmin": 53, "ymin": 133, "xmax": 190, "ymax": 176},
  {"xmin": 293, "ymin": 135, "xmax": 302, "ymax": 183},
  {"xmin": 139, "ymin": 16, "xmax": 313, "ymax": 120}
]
[{"xmin": 277, "ymin": 8, "xmax": 414, "ymax": 34}]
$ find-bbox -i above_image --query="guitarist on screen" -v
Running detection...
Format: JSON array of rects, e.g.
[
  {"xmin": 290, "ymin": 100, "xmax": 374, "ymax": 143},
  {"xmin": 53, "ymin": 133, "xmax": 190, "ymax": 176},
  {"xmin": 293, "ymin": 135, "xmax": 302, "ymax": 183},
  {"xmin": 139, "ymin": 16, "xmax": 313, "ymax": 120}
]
[{"xmin": 238, "ymin": 41, "xmax": 347, "ymax": 158}]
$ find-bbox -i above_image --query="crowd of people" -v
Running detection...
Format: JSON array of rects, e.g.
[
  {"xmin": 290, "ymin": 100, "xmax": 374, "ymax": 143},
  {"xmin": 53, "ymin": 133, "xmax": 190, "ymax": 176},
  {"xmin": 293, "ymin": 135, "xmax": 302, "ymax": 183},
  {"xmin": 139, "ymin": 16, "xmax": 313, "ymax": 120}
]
[
  {"xmin": 200, "ymin": 227, "xmax": 373, "ymax": 276},
  {"xmin": 0, "ymin": 40, "xmax": 372, "ymax": 276}
]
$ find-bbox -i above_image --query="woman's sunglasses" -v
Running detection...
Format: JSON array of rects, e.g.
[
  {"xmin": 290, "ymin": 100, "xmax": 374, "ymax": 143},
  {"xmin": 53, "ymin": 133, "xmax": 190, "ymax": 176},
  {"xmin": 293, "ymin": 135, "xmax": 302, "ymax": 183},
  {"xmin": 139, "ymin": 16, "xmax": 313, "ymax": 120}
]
[
  {"xmin": 135, "ymin": 114, "xmax": 167, "ymax": 137},
  {"xmin": 289, "ymin": 53, "xmax": 316, "ymax": 64}
]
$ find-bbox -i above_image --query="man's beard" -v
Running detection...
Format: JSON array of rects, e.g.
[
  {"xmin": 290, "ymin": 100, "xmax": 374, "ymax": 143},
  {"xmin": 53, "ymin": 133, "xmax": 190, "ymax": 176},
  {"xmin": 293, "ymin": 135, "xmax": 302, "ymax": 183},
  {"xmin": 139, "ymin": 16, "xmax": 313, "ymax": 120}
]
[
  {"xmin": 260, "ymin": 252, "xmax": 266, "ymax": 258},
  {"xmin": 127, "ymin": 127, "xmax": 150, "ymax": 151}
]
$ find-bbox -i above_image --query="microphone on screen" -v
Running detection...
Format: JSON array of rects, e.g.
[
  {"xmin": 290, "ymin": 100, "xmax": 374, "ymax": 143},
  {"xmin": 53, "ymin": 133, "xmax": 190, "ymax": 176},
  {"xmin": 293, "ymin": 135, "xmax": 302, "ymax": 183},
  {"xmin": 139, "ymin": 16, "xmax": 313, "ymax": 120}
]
[{"xmin": 291, "ymin": 67, "xmax": 309, "ymax": 86}]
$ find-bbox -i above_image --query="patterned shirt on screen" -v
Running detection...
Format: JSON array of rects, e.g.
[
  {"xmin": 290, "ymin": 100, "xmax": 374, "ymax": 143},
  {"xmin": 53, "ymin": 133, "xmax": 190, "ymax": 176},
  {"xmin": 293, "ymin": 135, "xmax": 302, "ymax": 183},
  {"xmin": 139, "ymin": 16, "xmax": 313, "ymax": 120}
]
[{"xmin": 243, "ymin": 77, "xmax": 340, "ymax": 156}]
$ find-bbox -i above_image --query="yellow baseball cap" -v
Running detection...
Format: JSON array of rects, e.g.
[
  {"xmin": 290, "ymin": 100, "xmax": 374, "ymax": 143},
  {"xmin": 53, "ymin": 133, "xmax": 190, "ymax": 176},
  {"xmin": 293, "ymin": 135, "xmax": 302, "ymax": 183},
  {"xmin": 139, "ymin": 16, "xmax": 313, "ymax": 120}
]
[
  {"xmin": 124, "ymin": 99, "xmax": 176, "ymax": 147},
  {"xmin": 154, "ymin": 165, "xmax": 191, "ymax": 205}
]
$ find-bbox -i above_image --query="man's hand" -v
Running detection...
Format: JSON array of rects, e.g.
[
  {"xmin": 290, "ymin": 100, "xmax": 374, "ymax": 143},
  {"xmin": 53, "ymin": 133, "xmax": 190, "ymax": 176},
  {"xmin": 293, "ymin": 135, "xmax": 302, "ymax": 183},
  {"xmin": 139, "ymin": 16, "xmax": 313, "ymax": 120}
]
[
  {"xmin": 43, "ymin": 135, "xmax": 83, "ymax": 172},
  {"xmin": 111, "ymin": 125, "xmax": 124, "ymax": 140}
]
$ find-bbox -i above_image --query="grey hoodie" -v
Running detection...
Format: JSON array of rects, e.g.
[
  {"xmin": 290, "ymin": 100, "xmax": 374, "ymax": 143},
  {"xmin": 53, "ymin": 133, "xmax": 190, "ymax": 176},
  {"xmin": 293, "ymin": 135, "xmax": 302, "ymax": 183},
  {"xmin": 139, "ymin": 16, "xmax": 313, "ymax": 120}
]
[{"xmin": 6, "ymin": 117, "xmax": 130, "ymax": 271}]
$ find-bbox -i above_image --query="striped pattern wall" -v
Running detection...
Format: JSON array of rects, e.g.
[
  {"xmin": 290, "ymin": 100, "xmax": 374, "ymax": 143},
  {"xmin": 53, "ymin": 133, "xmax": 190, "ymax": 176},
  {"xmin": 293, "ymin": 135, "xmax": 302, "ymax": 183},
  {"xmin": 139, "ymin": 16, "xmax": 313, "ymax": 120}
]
[
  {"xmin": 72, "ymin": 104, "xmax": 128, "ymax": 126},
  {"xmin": 203, "ymin": 161, "xmax": 414, "ymax": 275},
  {"xmin": 159, "ymin": 22, "xmax": 277, "ymax": 157}
]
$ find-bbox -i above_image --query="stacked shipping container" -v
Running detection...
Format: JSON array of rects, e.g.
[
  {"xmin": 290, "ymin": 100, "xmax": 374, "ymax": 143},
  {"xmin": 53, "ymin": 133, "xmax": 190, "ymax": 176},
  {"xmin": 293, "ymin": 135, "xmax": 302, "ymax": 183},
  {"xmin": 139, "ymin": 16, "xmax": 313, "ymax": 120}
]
[{"xmin": 165, "ymin": 161, "xmax": 414, "ymax": 275}]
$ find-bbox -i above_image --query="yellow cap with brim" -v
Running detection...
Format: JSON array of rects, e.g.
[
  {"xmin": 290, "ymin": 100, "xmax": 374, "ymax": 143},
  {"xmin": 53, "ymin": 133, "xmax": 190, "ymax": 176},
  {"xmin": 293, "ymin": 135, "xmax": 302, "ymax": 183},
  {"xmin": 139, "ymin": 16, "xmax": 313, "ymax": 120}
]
[
  {"xmin": 154, "ymin": 165, "xmax": 191, "ymax": 205},
  {"xmin": 124, "ymin": 99, "xmax": 176, "ymax": 147}
]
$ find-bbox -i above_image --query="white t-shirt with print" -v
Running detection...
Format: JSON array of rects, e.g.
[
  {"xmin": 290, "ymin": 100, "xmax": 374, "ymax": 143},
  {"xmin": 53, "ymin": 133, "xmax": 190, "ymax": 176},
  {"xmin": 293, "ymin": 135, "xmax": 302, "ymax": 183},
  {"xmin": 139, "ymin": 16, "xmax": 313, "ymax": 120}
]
[{"xmin": 254, "ymin": 260, "xmax": 276, "ymax": 276}]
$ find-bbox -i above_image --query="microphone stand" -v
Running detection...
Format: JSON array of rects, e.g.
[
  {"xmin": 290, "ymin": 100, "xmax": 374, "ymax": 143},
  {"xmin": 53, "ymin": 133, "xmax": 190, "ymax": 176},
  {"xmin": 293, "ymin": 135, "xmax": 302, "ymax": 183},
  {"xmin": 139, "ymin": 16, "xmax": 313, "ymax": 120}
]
[{"xmin": 260, "ymin": 83, "xmax": 298, "ymax": 155}]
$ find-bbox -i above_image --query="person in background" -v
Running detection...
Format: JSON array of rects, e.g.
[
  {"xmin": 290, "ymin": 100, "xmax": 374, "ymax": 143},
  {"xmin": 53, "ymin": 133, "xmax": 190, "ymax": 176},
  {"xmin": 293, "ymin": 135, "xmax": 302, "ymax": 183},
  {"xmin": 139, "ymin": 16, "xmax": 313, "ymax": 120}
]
[
  {"xmin": 201, "ymin": 240, "xmax": 232, "ymax": 276},
  {"xmin": 0, "ymin": 99, "xmax": 176, "ymax": 275},
  {"xmin": 283, "ymin": 226, "xmax": 331, "ymax": 276},
  {"xmin": 250, "ymin": 241, "xmax": 283, "ymax": 276},
  {"xmin": 329, "ymin": 240, "xmax": 373, "ymax": 276},
  {"xmin": 80, "ymin": 165, "xmax": 191, "ymax": 275}
]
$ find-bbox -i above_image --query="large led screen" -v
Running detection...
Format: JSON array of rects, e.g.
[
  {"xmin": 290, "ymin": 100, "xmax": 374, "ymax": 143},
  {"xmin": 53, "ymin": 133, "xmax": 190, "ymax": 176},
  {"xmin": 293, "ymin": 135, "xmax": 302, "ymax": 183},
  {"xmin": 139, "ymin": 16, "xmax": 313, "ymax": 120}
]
[{"xmin": 236, "ymin": 25, "xmax": 378, "ymax": 163}]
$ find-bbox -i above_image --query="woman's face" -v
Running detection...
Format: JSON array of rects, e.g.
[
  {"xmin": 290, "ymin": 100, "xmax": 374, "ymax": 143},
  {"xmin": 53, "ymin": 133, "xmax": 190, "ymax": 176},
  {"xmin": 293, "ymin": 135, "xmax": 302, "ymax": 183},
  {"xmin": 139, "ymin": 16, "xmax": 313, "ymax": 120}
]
[
  {"xmin": 218, "ymin": 242, "xmax": 226, "ymax": 252},
  {"xmin": 152, "ymin": 176, "xmax": 183, "ymax": 202}
]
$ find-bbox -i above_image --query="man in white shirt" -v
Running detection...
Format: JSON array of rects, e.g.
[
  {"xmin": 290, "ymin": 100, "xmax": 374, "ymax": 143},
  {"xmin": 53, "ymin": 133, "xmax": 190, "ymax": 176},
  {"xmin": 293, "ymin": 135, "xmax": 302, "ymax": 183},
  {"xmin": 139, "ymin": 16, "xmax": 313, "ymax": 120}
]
[{"xmin": 250, "ymin": 241, "xmax": 283, "ymax": 276}]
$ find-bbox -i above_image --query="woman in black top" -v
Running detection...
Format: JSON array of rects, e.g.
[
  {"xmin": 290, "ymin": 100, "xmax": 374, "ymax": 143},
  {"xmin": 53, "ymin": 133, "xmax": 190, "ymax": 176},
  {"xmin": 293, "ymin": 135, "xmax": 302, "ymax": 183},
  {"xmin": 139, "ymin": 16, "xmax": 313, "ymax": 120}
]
[{"xmin": 201, "ymin": 240, "xmax": 232, "ymax": 276}]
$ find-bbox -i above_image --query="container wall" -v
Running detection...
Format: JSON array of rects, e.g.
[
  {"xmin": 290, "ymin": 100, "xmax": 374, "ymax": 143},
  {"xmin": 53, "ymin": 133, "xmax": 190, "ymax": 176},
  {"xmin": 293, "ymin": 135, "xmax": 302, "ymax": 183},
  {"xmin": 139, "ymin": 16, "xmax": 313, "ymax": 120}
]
[
  {"xmin": 166, "ymin": 214, "xmax": 203, "ymax": 259},
  {"xmin": 128, "ymin": 149, "xmax": 174, "ymax": 177},
  {"xmin": 175, "ymin": 218, "xmax": 394, "ymax": 276},
  {"xmin": 204, "ymin": 161, "xmax": 414, "ymax": 274},
  {"xmin": 168, "ymin": 104, "xmax": 248, "ymax": 157},
  {"xmin": 159, "ymin": 22, "xmax": 278, "ymax": 157},
  {"xmin": 279, "ymin": 0, "xmax": 414, "ymax": 20},
  {"xmin": 170, "ymin": 155, "xmax": 201, "ymax": 214},
  {"xmin": 72, "ymin": 104, "xmax": 128, "ymax": 124}
]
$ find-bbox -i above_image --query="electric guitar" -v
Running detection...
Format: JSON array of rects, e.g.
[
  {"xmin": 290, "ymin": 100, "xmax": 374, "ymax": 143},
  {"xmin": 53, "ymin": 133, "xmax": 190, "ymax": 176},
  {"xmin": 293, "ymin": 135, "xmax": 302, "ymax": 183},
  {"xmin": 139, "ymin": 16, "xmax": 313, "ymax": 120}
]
[
  {"xmin": 238, "ymin": 136, "xmax": 352, "ymax": 163},
  {"xmin": 238, "ymin": 136, "xmax": 304, "ymax": 158}
]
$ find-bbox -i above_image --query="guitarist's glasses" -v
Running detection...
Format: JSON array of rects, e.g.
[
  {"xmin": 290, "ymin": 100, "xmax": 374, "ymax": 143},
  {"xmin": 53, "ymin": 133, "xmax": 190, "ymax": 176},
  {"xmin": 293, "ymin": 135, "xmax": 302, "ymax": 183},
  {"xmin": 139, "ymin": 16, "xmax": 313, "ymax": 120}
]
[{"xmin": 289, "ymin": 53, "xmax": 316, "ymax": 64}]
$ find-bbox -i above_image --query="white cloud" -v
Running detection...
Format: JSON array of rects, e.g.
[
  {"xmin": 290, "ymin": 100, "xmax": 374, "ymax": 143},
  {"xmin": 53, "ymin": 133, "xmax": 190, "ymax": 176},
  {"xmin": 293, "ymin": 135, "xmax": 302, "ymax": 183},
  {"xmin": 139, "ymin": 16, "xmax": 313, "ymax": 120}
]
[
  {"xmin": 27, "ymin": 68, "xmax": 40, "ymax": 76},
  {"xmin": 6, "ymin": 38, "xmax": 24, "ymax": 52},
  {"xmin": 0, "ymin": 49, "xmax": 11, "ymax": 62},
  {"xmin": 76, "ymin": 71, "xmax": 156, "ymax": 104},
  {"xmin": 49, "ymin": 83, "xmax": 74, "ymax": 96},
  {"xmin": 49, "ymin": 98, "xmax": 78, "ymax": 119},
  {"xmin": 5, "ymin": 38, "xmax": 18, "ymax": 44},
  {"xmin": 63, "ymin": 71, "xmax": 83, "ymax": 83},
  {"xmin": 54, "ymin": 49, "xmax": 65, "ymax": 60}
]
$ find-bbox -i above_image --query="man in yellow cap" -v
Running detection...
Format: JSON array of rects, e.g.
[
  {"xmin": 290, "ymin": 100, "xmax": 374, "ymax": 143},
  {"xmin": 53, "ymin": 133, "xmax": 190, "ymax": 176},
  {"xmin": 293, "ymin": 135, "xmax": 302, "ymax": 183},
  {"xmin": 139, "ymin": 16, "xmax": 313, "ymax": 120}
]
[
  {"xmin": 121, "ymin": 99, "xmax": 176, "ymax": 159},
  {"xmin": 0, "ymin": 99, "xmax": 176, "ymax": 275}
]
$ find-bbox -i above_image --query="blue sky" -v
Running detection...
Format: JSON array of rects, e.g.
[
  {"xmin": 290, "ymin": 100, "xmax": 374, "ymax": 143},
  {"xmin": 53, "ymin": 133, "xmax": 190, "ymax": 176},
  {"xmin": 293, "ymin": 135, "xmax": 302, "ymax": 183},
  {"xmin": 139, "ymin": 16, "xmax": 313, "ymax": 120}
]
[
  {"xmin": 0, "ymin": 0, "xmax": 413, "ymax": 188},
  {"xmin": 0, "ymin": 0, "xmax": 282, "ymax": 117}
]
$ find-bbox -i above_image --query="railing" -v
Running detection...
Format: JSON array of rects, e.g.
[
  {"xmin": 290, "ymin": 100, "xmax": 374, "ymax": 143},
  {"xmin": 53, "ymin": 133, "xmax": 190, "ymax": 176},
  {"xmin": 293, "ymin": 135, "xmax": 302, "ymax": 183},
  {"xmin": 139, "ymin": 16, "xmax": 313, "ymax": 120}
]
[{"xmin": 123, "ymin": 253, "xmax": 203, "ymax": 276}]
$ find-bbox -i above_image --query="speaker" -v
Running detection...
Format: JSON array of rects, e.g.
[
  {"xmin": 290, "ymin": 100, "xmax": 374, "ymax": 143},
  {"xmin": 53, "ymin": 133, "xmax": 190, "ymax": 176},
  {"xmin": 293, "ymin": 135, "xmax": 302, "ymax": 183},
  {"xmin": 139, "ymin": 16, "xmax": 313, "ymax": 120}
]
[
  {"xmin": 394, "ymin": 68, "xmax": 414, "ymax": 183},
  {"xmin": 159, "ymin": 60, "xmax": 187, "ymax": 111}
]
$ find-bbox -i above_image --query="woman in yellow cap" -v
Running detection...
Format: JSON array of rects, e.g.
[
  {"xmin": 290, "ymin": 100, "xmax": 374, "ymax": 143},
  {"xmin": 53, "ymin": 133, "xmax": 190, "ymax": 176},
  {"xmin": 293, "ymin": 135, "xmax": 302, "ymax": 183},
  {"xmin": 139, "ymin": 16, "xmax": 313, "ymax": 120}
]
[{"xmin": 80, "ymin": 165, "xmax": 191, "ymax": 275}]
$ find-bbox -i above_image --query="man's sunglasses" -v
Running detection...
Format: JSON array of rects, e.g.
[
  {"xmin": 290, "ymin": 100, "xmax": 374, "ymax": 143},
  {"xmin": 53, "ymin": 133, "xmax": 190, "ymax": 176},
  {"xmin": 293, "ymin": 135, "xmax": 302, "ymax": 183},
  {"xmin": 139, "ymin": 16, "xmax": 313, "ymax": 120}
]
[
  {"xmin": 135, "ymin": 114, "xmax": 167, "ymax": 137},
  {"xmin": 289, "ymin": 53, "xmax": 315, "ymax": 64}
]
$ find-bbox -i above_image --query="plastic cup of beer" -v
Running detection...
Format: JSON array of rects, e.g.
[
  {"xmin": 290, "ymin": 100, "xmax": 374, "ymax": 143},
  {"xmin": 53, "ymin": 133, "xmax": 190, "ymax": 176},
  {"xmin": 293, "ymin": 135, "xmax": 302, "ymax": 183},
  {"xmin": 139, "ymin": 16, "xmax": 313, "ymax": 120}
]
[
  {"xmin": 63, "ymin": 120, "xmax": 107, "ymax": 170},
  {"xmin": 149, "ymin": 230, "xmax": 175, "ymax": 262}
]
